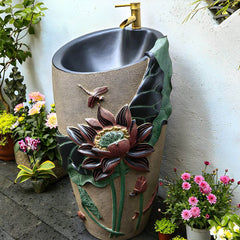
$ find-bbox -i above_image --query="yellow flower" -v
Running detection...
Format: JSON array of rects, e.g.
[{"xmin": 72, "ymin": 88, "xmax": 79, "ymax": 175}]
[
  {"xmin": 28, "ymin": 106, "xmax": 40, "ymax": 115},
  {"xmin": 45, "ymin": 113, "xmax": 58, "ymax": 129},
  {"xmin": 18, "ymin": 117, "xmax": 24, "ymax": 122},
  {"xmin": 51, "ymin": 103, "xmax": 55, "ymax": 108},
  {"xmin": 225, "ymin": 230, "xmax": 233, "ymax": 239}
]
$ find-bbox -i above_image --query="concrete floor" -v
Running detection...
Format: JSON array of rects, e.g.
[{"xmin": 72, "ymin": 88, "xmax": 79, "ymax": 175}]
[{"xmin": 0, "ymin": 160, "xmax": 162, "ymax": 240}]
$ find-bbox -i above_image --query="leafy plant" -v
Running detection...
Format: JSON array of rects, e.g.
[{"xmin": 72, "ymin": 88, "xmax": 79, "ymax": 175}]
[
  {"xmin": 184, "ymin": 0, "xmax": 240, "ymax": 23},
  {"xmin": 172, "ymin": 236, "xmax": 187, "ymax": 240},
  {"xmin": 0, "ymin": 111, "xmax": 17, "ymax": 145},
  {"xmin": 154, "ymin": 217, "xmax": 177, "ymax": 234},
  {"xmin": 163, "ymin": 161, "xmax": 240, "ymax": 229},
  {"xmin": 15, "ymin": 159, "xmax": 56, "ymax": 182},
  {"xmin": 209, "ymin": 213, "xmax": 240, "ymax": 239},
  {"xmin": 0, "ymin": 0, "xmax": 46, "ymax": 112},
  {"xmin": 13, "ymin": 92, "xmax": 61, "ymax": 162}
]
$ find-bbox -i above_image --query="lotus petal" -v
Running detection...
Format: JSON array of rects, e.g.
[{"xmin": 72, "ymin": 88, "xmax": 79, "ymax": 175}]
[
  {"xmin": 129, "ymin": 120, "xmax": 137, "ymax": 147},
  {"xmin": 97, "ymin": 106, "xmax": 116, "ymax": 127},
  {"xmin": 77, "ymin": 124, "xmax": 97, "ymax": 143},
  {"xmin": 124, "ymin": 156, "xmax": 149, "ymax": 172},
  {"xmin": 85, "ymin": 118, "xmax": 103, "ymax": 130},
  {"xmin": 102, "ymin": 157, "xmax": 121, "ymax": 173},
  {"xmin": 127, "ymin": 144, "xmax": 154, "ymax": 158},
  {"xmin": 82, "ymin": 158, "xmax": 102, "ymax": 169},
  {"xmin": 137, "ymin": 123, "xmax": 153, "ymax": 143},
  {"xmin": 67, "ymin": 127, "xmax": 85, "ymax": 145},
  {"xmin": 116, "ymin": 105, "xmax": 132, "ymax": 130},
  {"xmin": 91, "ymin": 147, "xmax": 113, "ymax": 158},
  {"xmin": 93, "ymin": 168, "xmax": 113, "ymax": 181},
  {"xmin": 108, "ymin": 139, "xmax": 130, "ymax": 157},
  {"xmin": 78, "ymin": 149, "xmax": 99, "ymax": 158}
]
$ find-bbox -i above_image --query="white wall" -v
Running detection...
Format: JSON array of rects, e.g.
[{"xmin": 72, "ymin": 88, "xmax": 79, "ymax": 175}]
[{"xmin": 20, "ymin": 0, "xmax": 240, "ymax": 205}]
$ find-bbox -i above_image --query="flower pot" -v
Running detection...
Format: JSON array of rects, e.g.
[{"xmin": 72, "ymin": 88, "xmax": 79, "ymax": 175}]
[
  {"xmin": 186, "ymin": 225, "xmax": 211, "ymax": 240},
  {"xmin": 31, "ymin": 179, "xmax": 47, "ymax": 193},
  {"xmin": 14, "ymin": 150, "xmax": 67, "ymax": 183},
  {"xmin": 0, "ymin": 136, "xmax": 15, "ymax": 161},
  {"xmin": 158, "ymin": 232, "xmax": 172, "ymax": 240}
]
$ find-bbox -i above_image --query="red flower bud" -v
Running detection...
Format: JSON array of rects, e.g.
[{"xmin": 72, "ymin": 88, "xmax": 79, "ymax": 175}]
[
  {"xmin": 225, "ymin": 169, "xmax": 228, "ymax": 172},
  {"xmin": 237, "ymin": 204, "xmax": 240, "ymax": 208},
  {"xmin": 231, "ymin": 178, "xmax": 234, "ymax": 183},
  {"xmin": 159, "ymin": 182, "xmax": 163, "ymax": 186},
  {"xmin": 238, "ymin": 181, "xmax": 240, "ymax": 185},
  {"xmin": 204, "ymin": 161, "xmax": 210, "ymax": 165},
  {"xmin": 174, "ymin": 168, "xmax": 177, "ymax": 172}
]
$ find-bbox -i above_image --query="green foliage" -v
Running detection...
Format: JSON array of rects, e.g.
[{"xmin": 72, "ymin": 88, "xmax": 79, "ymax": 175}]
[
  {"xmin": 209, "ymin": 213, "xmax": 240, "ymax": 239},
  {"xmin": 154, "ymin": 217, "xmax": 177, "ymax": 234},
  {"xmin": 15, "ymin": 159, "xmax": 57, "ymax": 183},
  {"xmin": 0, "ymin": 0, "xmax": 46, "ymax": 112},
  {"xmin": 172, "ymin": 236, "xmax": 187, "ymax": 240},
  {"xmin": 3, "ymin": 66, "xmax": 26, "ymax": 110},
  {"xmin": 163, "ymin": 162, "xmax": 239, "ymax": 229},
  {"xmin": 184, "ymin": 0, "xmax": 240, "ymax": 23},
  {"xmin": 0, "ymin": 111, "xmax": 17, "ymax": 145}
]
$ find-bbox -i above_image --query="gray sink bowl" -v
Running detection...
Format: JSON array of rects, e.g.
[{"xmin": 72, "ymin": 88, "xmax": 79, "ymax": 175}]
[{"xmin": 52, "ymin": 27, "xmax": 164, "ymax": 73}]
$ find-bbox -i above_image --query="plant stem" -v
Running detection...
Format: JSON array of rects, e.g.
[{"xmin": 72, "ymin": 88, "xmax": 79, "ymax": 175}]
[
  {"xmin": 115, "ymin": 160, "xmax": 125, "ymax": 236},
  {"xmin": 110, "ymin": 175, "xmax": 117, "ymax": 238}
]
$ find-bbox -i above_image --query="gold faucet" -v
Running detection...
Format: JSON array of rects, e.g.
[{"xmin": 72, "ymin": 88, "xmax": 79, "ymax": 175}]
[{"xmin": 115, "ymin": 2, "xmax": 141, "ymax": 29}]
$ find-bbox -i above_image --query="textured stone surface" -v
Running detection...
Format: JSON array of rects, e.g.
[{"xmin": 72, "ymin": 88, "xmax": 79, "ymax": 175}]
[{"xmin": 0, "ymin": 160, "xmax": 163, "ymax": 240}]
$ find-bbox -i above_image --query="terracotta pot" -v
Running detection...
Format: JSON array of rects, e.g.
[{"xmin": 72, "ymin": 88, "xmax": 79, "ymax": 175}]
[
  {"xmin": 158, "ymin": 232, "xmax": 172, "ymax": 240},
  {"xmin": 186, "ymin": 224, "xmax": 211, "ymax": 240},
  {"xmin": 31, "ymin": 179, "xmax": 47, "ymax": 193},
  {"xmin": 0, "ymin": 136, "xmax": 15, "ymax": 161}
]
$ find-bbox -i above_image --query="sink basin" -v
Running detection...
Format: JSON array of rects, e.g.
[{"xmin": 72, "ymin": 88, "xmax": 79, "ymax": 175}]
[{"xmin": 52, "ymin": 27, "xmax": 163, "ymax": 73}]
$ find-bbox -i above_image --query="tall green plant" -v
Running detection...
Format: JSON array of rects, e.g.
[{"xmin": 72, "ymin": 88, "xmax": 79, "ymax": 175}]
[{"xmin": 0, "ymin": 0, "xmax": 46, "ymax": 112}]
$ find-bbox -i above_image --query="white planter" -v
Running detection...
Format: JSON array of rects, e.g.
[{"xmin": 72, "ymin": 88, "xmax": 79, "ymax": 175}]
[{"xmin": 186, "ymin": 225, "xmax": 211, "ymax": 240}]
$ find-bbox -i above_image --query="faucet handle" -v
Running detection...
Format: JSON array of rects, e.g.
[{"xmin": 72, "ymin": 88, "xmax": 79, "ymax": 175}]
[{"xmin": 115, "ymin": 2, "xmax": 140, "ymax": 9}]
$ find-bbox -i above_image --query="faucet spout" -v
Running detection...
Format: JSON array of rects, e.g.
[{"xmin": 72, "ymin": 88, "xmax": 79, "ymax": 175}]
[
  {"xmin": 115, "ymin": 2, "xmax": 141, "ymax": 29},
  {"xmin": 119, "ymin": 16, "xmax": 136, "ymax": 29}
]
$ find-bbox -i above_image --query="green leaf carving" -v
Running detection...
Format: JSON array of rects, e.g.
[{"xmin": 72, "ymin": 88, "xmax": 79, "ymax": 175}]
[{"xmin": 78, "ymin": 186, "xmax": 102, "ymax": 220}]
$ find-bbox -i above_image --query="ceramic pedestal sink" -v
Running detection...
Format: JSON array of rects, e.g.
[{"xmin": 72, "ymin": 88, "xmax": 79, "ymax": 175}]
[{"xmin": 52, "ymin": 27, "xmax": 172, "ymax": 240}]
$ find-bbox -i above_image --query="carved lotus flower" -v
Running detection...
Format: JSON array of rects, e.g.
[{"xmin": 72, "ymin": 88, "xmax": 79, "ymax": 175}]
[{"xmin": 67, "ymin": 105, "xmax": 154, "ymax": 181}]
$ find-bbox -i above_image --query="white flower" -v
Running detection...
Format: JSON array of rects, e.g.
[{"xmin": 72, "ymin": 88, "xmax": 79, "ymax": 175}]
[
  {"xmin": 225, "ymin": 229, "xmax": 233, "ymax": 240},
  {"xmin": 210, "ymin": 226, "xmax": 217, "ymax": 236},
  {"xmin": 233, "ymin": 222, "xmax": 240, "ymax": 233}
]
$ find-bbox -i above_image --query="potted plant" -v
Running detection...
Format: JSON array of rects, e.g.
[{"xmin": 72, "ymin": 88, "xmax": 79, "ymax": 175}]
[
  {"xmin": 13, "ymin": 92, "xmax": 65, "ymax": 181},
  {"xmin": 162, "ymin": 161, "xmax": 240, "ymax": 240},
  {"xmin": 209, "ymin": 213, "xmax": 240, "ymax": 239},
  {"xmin": 0, "ymin": 0, "xmax": 46, "ymax": 112},
  {"xmin": 0, "ymin": 111, "xmax": 17, "ymax": 160},
  {"xmin": 15, "ymin": 136, "xmax": 56, "ymax": 193},
  {"xmin": 184, "ymin": 0, "xmax": 240, "ymax": 23},
  {"xmin": 154, "ymin": 217, "xmax": 177, "ymax": 240}
]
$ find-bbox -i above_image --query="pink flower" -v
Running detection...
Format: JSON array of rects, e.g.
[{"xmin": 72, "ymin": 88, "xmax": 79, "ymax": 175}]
[
  {"xmin": 24, "ymin": 137, "xmax": 40, "ymax": 151},
  {"xmin": 204, "ymin": 161, "xmax": 210, "ymax": 165},
  {"xmin": 18, "ymin": 140, "xmax": 27, "ymax": 152},
  {"xmin": 194, "ymin": 175, "xmax": 204, "ymax": 184},
  {"xmin": 181, "ymin": 172, "xmax": 191, "ymax": 181},
  {"xmin": 45, "ymin": 112, "xmax": 58, "ymax": 129},
  {"xmin": 205, "ymin": 214, "xmax": 210, "ymax": 219},
  {"xmin": 199, "ymin": 181, "xmax": 209, "ymax": 189},
  {"xmin": 181, "ymin": 209, "xmax": 192, "ymax": 220},
  {"xmin": 33, "ymin": 101, "xmax": 45, "ymax": 109},
  {"xmin": 14, "ymin": 103, "xmax": 24, "ymax": 113},
  {"xmin": 190, "ymin": 206, "xmax": 201, "ymax": 218},
  {"xmin": 28, "ymin": 106, "xmax": 41, "ymax": 115},
  {"xmin": 220, "ymin": 175, "xmax": 230, "ymax": 185},
  {"xmin": 182, "ymin": 182, "xmax": 191, "ymax": 190},
  {"xmin": 159, "ymin": 182, "xmax": 163, "ymax": 186},
  {"xmin": 207, "ymin": 194, "xmax": 217, "ymax": 204},
  {"xmin": 200, "ymin": 186, "xmax": 212, "ymax": 194},
  {"xmin": 188, "ymin": 197, "xmax": 198, "ymax": 206},
  {"xmin": 29, "ymin": 92, "xmax": 45, "ymax": 102},
  {"xmin": 237, "ymin": 204, "xmax": 240, "ymax": 208}
]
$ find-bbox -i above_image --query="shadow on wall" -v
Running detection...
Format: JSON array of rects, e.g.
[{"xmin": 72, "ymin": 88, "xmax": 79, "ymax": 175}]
[{"xmin": 159, "ymin": 54, "xmax": 213, "ymax": 195}]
